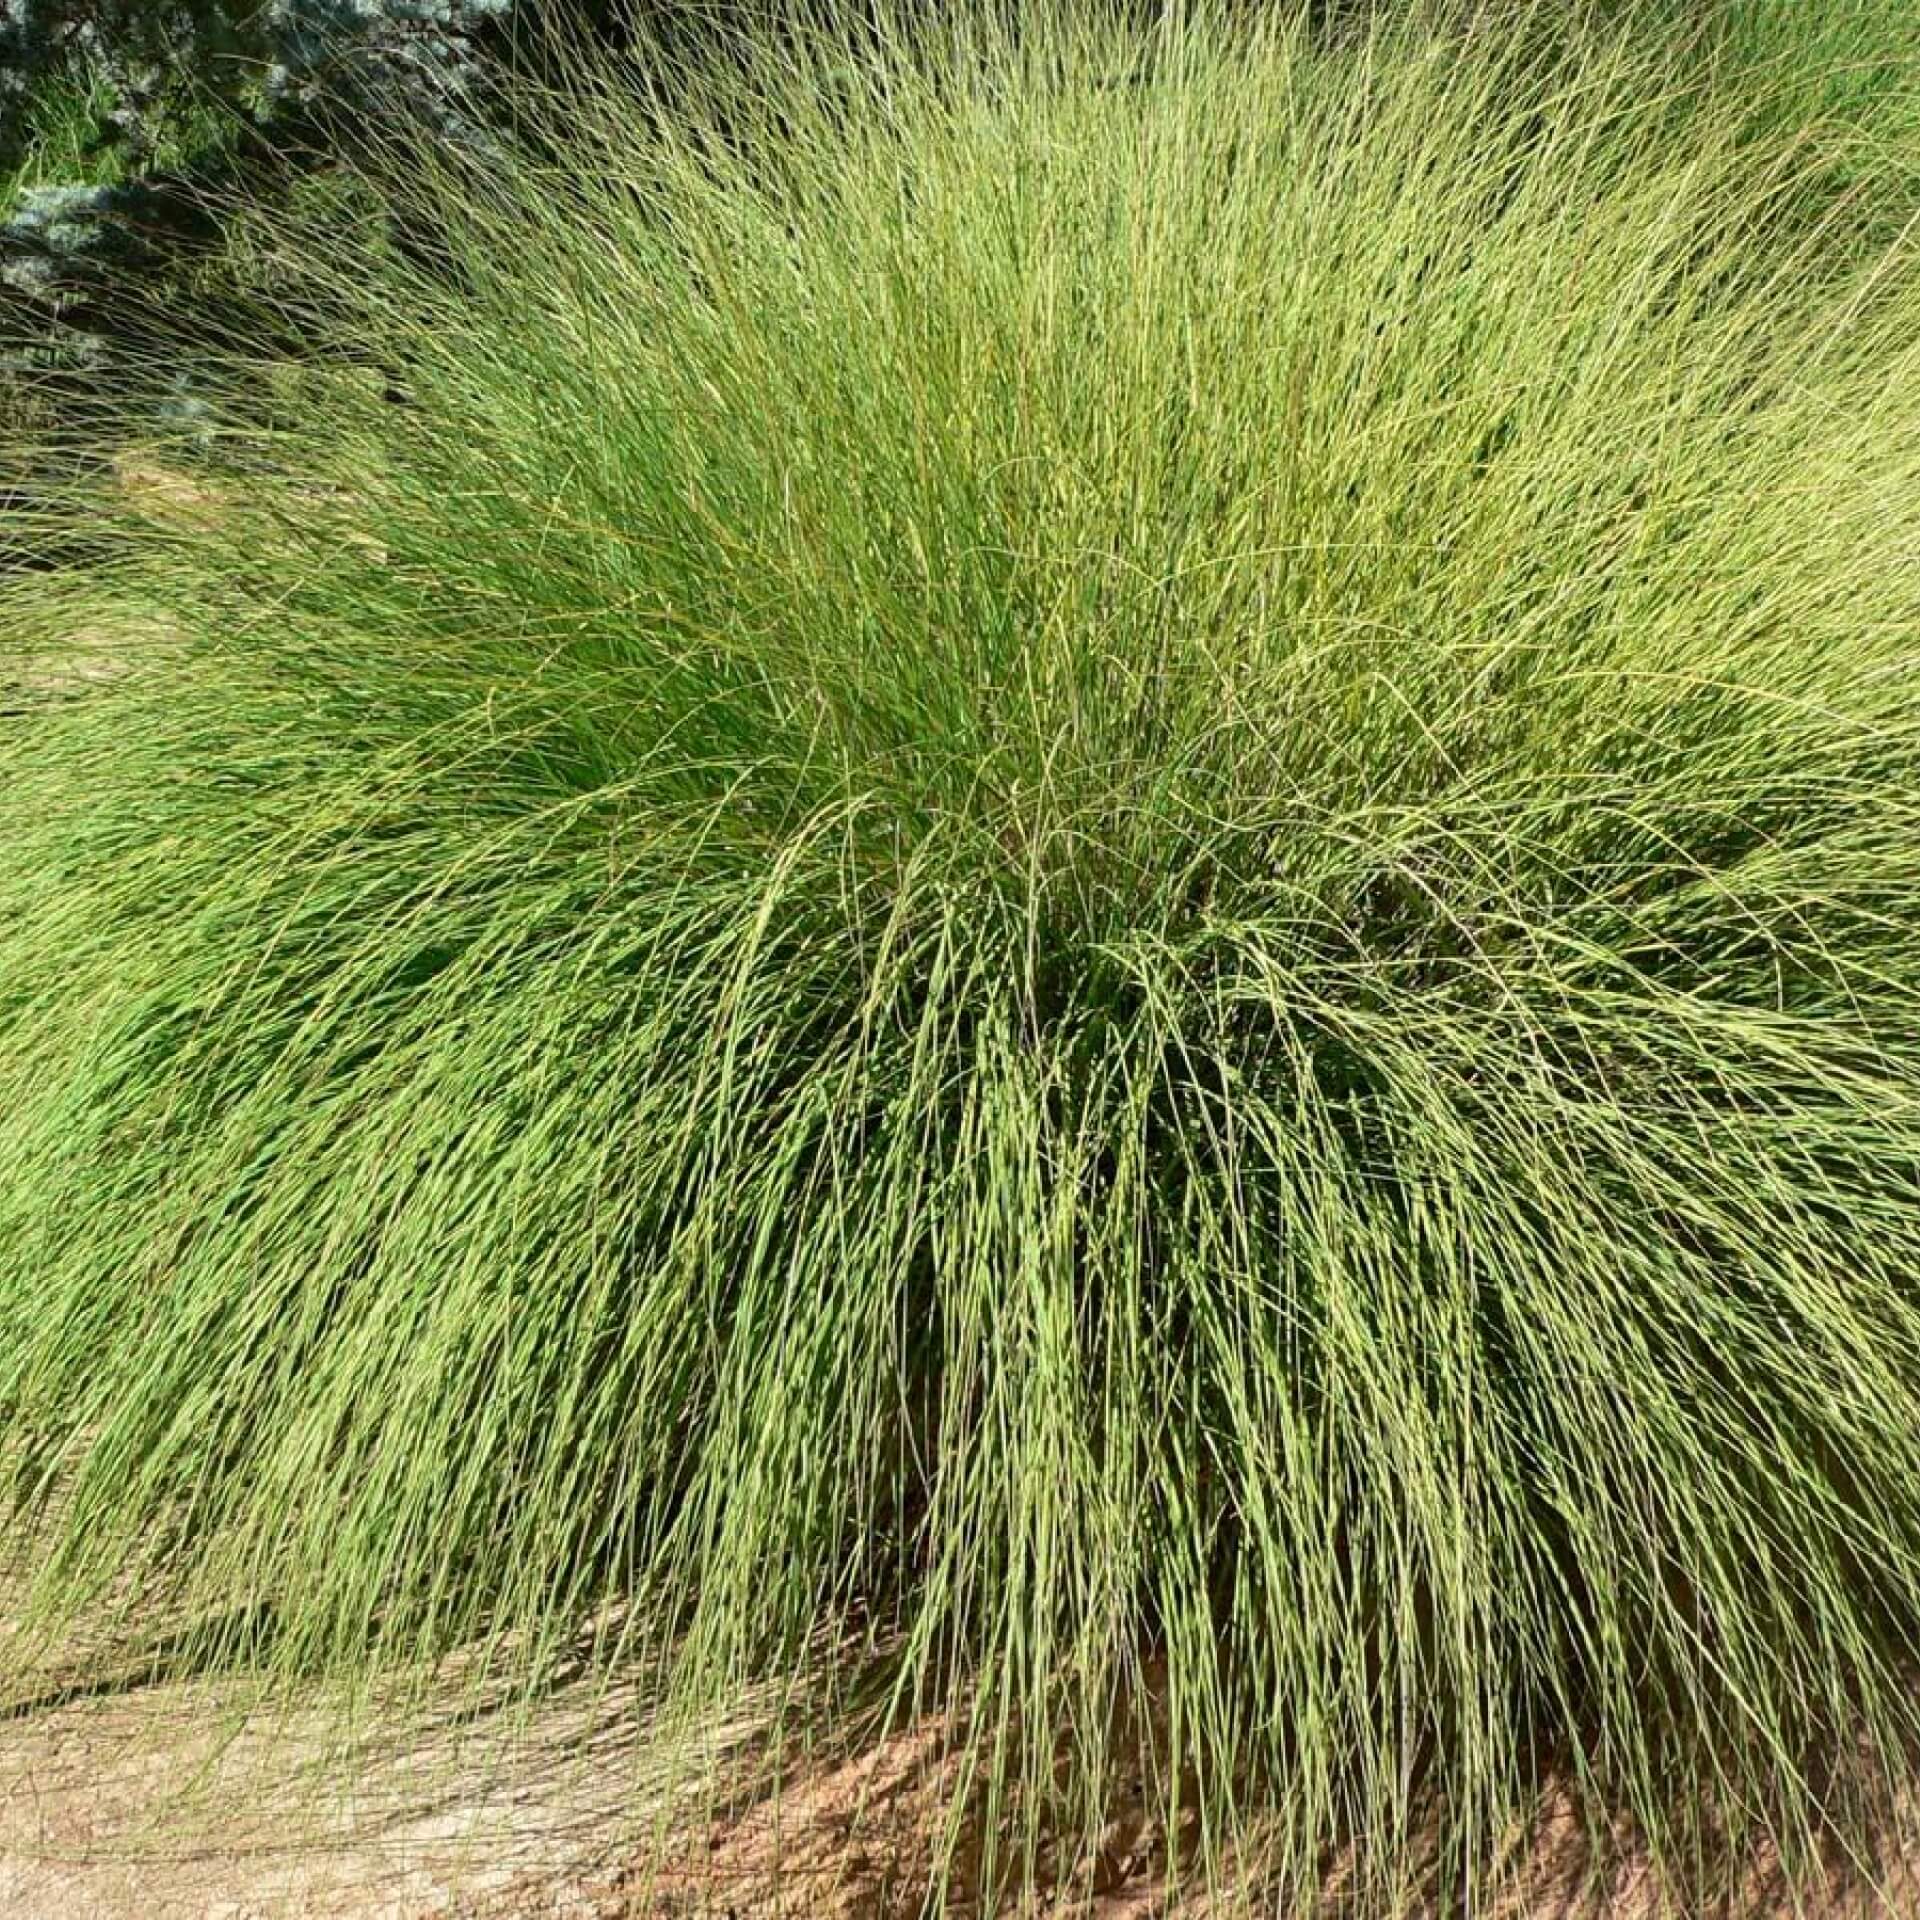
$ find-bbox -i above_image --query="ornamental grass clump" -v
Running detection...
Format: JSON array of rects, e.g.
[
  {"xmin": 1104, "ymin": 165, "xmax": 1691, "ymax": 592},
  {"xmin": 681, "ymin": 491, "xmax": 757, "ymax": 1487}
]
[{"xmin": 5, "ymin": 2, "xmax": 1920, "ymax": 1905}]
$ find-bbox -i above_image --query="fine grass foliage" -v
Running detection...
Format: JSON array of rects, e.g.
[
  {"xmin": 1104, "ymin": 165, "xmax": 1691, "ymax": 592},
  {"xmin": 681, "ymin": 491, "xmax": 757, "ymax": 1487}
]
[
  {"xmin": 5, "ymin": 2, "xmax": 1920, "ymax": 1906},
  {"xmin": 1, "ymin": 63, "xmax": 118, "ymax": 201}
]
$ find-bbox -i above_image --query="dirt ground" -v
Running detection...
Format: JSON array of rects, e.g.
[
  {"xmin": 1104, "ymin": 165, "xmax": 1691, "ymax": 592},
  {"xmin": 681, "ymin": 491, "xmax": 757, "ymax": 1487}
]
[
  {"xmin": 0, "ymin": 1667, "xmax": 985, "ymax": 1919},
  {"xmin": 6, "ymin": 1654, "xmax": 1920, "ymax": 1920},
  {"xmin": 0, "ymin": 1665, "xmax": 631, "ymax": 1919}
]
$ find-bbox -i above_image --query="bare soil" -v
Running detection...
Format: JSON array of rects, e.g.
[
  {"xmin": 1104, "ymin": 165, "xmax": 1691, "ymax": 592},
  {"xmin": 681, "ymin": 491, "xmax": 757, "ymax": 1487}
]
[{"xmin": 4, "ymin": 1653, "xmax": 1920, "ymax": 1920}]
